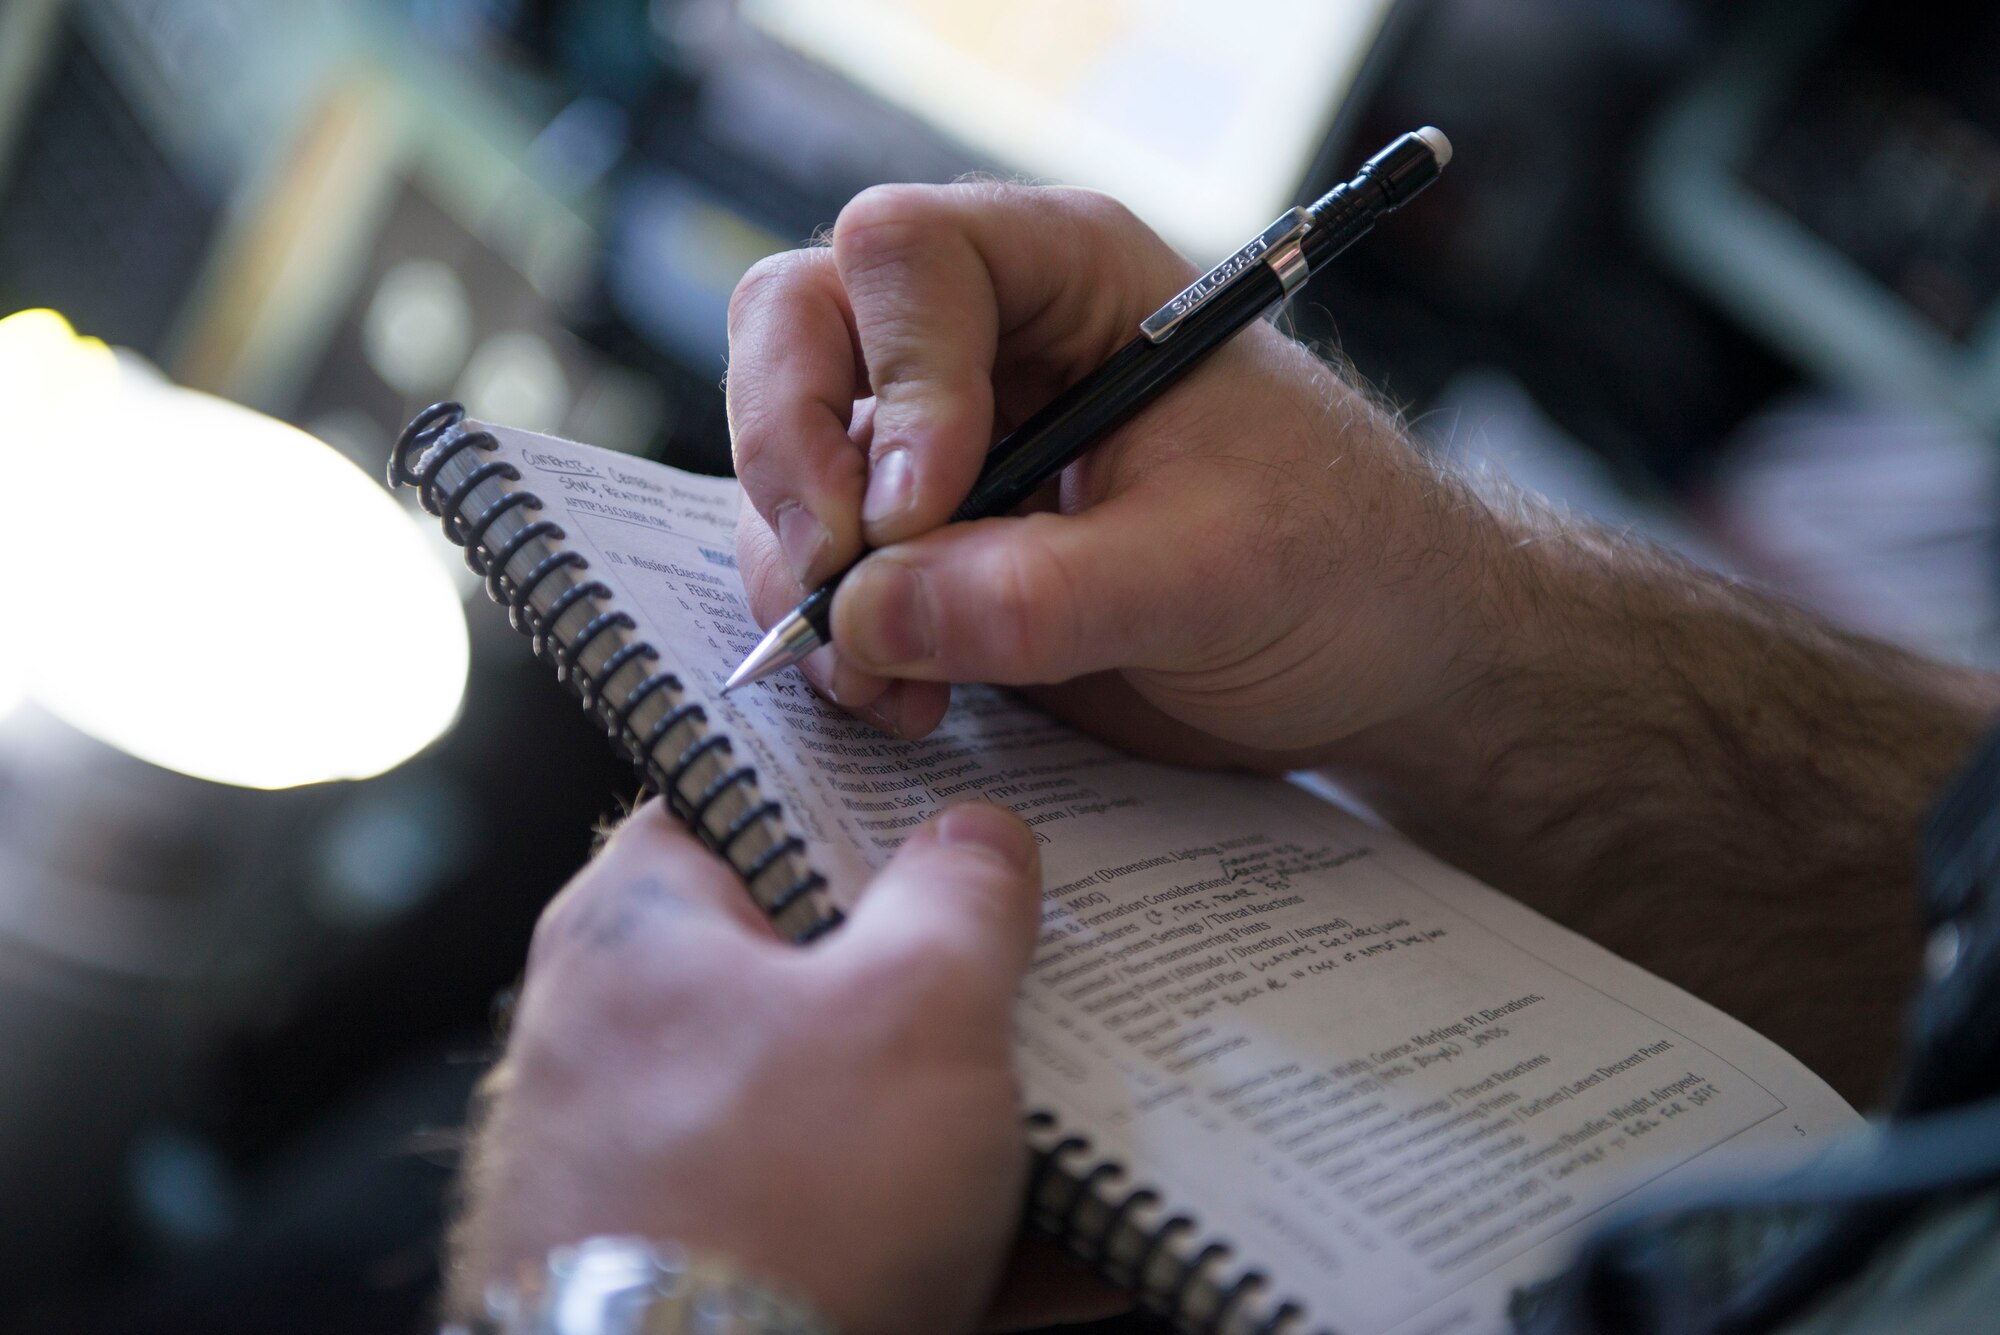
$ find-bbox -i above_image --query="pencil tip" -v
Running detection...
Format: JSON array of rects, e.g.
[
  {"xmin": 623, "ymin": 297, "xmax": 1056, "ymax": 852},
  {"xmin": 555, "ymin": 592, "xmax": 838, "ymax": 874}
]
[
  {"xmin": 719, "ymin": 660, "xmax": 761, "ymax": 695},
  {"xmin": 722, "ymin": 607, "xmax": 824, "ymax": 695}
]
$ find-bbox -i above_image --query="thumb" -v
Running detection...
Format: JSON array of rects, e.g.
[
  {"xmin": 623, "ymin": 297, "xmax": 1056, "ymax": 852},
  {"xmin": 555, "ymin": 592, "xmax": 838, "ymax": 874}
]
[
  {"xmin": 834, "ymin": 804, "xmax": 1043, "ymax": 995},
  {"xmin": 831, "ymin": 494, "xmax": 1199, "ymax": 684}
]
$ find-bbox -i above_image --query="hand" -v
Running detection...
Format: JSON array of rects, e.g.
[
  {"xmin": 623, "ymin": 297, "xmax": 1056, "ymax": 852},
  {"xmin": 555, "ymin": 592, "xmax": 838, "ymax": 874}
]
[
  {"xmin": 720, "ymin": 181, "xmax": 2000, "ymax": 1109},
  {"xmin": 728, "ymin": 182, "xmax": 1502, "ymax": 764},
  {"xmin": 448, "ymin": 800, "xmax": 1049, "ymax": 1335}
]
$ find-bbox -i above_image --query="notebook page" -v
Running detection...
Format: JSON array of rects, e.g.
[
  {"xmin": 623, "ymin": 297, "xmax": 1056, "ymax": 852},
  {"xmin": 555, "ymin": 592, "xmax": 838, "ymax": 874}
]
[{"xmin": 481, "ymin": 426, "xmax": 1861, "ymax": 1334}]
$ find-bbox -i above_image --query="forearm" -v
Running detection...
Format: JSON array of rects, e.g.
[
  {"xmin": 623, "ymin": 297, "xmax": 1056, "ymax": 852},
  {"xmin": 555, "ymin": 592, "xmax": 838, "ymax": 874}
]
[{"xmin": 1328, "ymin": 486, "xmax": 2000, "ymax": 1105}]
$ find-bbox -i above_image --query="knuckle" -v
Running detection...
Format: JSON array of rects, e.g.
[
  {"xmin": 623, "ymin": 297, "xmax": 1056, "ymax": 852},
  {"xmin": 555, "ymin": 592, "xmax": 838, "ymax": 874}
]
[
  {"xmin": 741, "ymin": 543, "xmax": 799, "ymax": 624},
  {"xmin": 987, "ymin": 516, "xmax": 1082, "ymax": 679},
  {"xmin": 726, "ymin": 383, "xmax": 765, "ymax": 458},
  {"xmin": 832, "ymin": 183, "xmax": 940, "ymax": 262},
  {"xmin": 524, "ymin": 900, "xmax": 567, "ymax": 976},
  {"xmin": 1058, "ymin": 190, "xmax": 1185, "ymax": 294},
  {"xmin": 508, "ymin": 965, "xmax": 662, "ymax": 1084},
  {"xmin": 503, "ymin": 989, "xmax": 582, "ymax": 1086},
  {"xmin": 987, "ymin": 545, "xmax": 1045, "ymax": 679},
  {"xmin": 814, "ymin": 967, "xmax": 923, "ymax": 1054},
  {"xmin": 727, "ymin": 388, "xmax": 784, "ymax": 480},
  {"xmin": 956, "ymin": 177, "xmax": 1047, "ymax": 216},
  {"xmin": 1061, "ymin": 187, "xmax": 1143, "ymax": 237},
  {"xmin": 883, "ymin": 927, "xmax": 993, "ymax": 1007},
  {"xmin": 867, "ymin": 354, "xmax": 961, "ymax": 414},
  {"xmin": 726, "ymin": 250, "xmax": 807, "ymax": 335},
  {"xmin": 522, "ymin": 871, "xmax": 606, "ymax": 976}
]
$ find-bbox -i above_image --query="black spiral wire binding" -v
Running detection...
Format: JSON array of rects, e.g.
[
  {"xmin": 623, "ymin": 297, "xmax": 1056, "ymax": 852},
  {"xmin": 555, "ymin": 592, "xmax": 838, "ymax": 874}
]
[
  {"xmin": 391, "ymin": 403, "xmax": 841, "ymax": 945},
  {"xmin": 560, "ymin": 611, "xmax": 637, "ymax": 688},
  {"xmin": 1132, "ymin": 1215, "xmax": 1197, "ymax": 1316},
  {"xmin": 1039, "ymin": 1136, "xmax": 1094, "ymax": 1234},
  {"xmin": 509, "ymin": 550, "xmax": 590, "ymax": 634},
  {"xmin": 658, "ymin": 733, "xmax": 734, "ymax": 821},
  {"xmin": 582, "ymin": 639, "xmax": 655, "ymax": 713},
  {"xmin": 716, "ymin": 799, "xmax": 783, "ymax": 860},
  {"xmin": 1020, "ymin": 1114, "xmax": 1067, "ymax": 1232},
  {"xmin": 1254, "ymin": 1301, "xmax": 1304, "ymax": 1335},
  {"xmin": 392, "ymin": 404, "xmax": 502, "ymax": 528},
  {"xmin": 743, "ymin": 833, "xmax": 808, "ymax": 891},
  {"xmin": 756, "ymin": 850, "xmax": 825, "ymax": 923},
  {"xmin": 440, "ymin": 459, "xmax": 521, "ymax": 543},
  {"xmin": 1031, "ymin": 1132, "xmax": 1155, "ymax": 1300},
  {"xmin": 1095, "ymin": 1185, "xmax": 1159, "ymax": 1281},
  {"xmin": 1066, "ymin": 1161, "xmax": 1127, "ymax": 1262},
  {"xmin": 485, "ymin": 516, "xmax": 561, "ymax": 602},
  {"xmin": 791, "ymin": 911, "xmax": 840, "ymax": 944},
  {"xmin": 1014, "ymin": 1102, "xmax": 1309, "ymax": 1335},
  {"xmin": 460, "ymin": 490, "xmax": 539, "ymax": 566},
  {"xmin": 638, "ymin": 701, "xmax": 708, "ymax": 776},
  {"xmin": 1207, "ymin": 1270, "xmax": 1267, "ymax": 1335},
  {"xmin": 612, "ymin": 671, "xmax": 685, "ymax": 742},
  {"xmin": 388, "ymin": 400, "xmax": 468, "ymax": 493},
  {"xmin": 688, "ymin": 761, "xmax": 760, "ymax": 829},
  {"xmin": 1169, "ymin": 1243, "xmax": 1231, "ymax": 1332},
  {"xmin": 532, "ymin": 578, "xmax": 613, "ymax": 662}
]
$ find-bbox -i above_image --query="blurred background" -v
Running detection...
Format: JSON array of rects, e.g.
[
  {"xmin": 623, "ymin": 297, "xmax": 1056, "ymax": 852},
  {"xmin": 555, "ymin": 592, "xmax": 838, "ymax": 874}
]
[{"xmin": 2, "ymin": 0, "xmax": 1998, "ymax": 1330}]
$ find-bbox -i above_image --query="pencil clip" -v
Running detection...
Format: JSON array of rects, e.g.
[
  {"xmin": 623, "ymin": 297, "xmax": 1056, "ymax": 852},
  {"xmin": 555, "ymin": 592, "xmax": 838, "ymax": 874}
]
[{"xmin": 1140, "ymin": 207, "xmax": 1312, "ymax": 344}]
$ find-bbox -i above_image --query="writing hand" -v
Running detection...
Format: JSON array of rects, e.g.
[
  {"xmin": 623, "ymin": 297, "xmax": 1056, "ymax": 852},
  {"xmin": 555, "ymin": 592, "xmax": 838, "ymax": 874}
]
[
  {"xmin": 723, "ymin": 182, "xmax": 2000, "ymax": 1116},
  {"xmin": 728, "ymin": 182, "xmax": 1502, "ymax": 764}
]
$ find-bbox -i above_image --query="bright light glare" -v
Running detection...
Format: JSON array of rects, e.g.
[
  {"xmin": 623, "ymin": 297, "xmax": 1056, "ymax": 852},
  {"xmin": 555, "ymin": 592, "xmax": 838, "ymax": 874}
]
[
  {"xmin": 743, "ymin": 0, "xmax": 1395, "ymax": 260},
  {"xmin": 0, "ymin": 309, "xmax": 469, "ymax": 789}
]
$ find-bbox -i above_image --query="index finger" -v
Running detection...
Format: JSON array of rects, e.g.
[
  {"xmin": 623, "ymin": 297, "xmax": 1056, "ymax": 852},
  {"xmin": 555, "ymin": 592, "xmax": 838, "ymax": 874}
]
[
  {"xmin": 830, "ymin": 183, "xmax": 1190, "ymax": 547},
  {"xmin": 727, "ymin": 247, "xmax": 869, "ymax": 589},
  {"xmin": 726, "ymin": 184, "xmax": 1192, "ymax": 585},
  {"xmin": 528, "ymin": 799, "xmax": 776, "ymax": 978}
]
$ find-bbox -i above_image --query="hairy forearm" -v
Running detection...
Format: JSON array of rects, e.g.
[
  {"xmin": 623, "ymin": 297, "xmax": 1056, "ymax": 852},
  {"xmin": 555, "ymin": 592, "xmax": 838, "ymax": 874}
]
[{"xmin": 1329, "ymin": 487, "xmax": 2000, "ymax": 1105}]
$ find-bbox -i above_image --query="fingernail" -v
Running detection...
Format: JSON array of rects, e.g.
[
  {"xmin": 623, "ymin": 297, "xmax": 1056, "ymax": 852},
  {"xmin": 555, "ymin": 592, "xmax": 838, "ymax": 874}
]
[
  {"xmin": 844, "ymin": 557, "xmax": 934, "ymax": 668},
  {"xmin": 936, "ymin": 804, "xmax": 1034, "ymax": 873},
  {"xmin": 776, "ymin": 502, "xmax": 831, "ymax": 586},
  {"xmin": 862, "ymin": 448, "xmax": 915, "ymax": 529},
  {"xmin": 800, "ymin": 645, "xmax": 846, "ymax": 706},
  {"xmin": 855, "ymin": 689, "xmax": 905, "ymax": 737}
]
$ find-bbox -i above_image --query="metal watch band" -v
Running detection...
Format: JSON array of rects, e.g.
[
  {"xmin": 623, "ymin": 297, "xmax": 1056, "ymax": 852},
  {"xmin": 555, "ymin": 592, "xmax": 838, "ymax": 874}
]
[{"xmin": 443, "ymin": 1236, "xmax": 835, "ymax": 1335}]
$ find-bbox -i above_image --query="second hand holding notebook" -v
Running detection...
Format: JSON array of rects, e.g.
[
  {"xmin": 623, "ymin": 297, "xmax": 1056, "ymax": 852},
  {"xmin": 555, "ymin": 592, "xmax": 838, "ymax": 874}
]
[{"xmin": 393, "ymin": 408, "xmax": 1858, "ymax": 1335}]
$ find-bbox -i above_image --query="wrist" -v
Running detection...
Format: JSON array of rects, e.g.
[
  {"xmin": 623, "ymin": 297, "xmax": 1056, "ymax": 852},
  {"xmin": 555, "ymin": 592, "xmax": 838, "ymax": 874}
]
[
  {"xmin": 446, "ymin": 1235, "xmax": 835, "ymax": 1335},
  {"xmin": 1316, "ymin": 488, "xmax": 1593, "ymax": 801},
  {"xmin": 449, "ymin": 1095, "xmax": 1001, "ymax": 1335},
  {"xmin": 1310, "ymin": 456, "xmax": 1531, "ymax": 758}
]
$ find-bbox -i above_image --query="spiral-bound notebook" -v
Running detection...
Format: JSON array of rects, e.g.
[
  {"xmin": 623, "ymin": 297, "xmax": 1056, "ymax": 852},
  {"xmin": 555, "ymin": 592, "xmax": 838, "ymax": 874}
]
[{"xmin": 392, "ymin": 405, "xmax": 1858, "ymax": 1335}]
